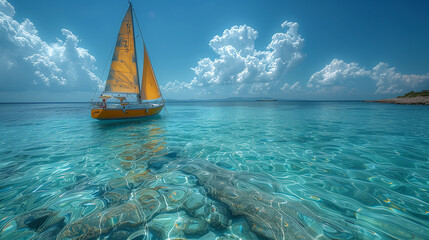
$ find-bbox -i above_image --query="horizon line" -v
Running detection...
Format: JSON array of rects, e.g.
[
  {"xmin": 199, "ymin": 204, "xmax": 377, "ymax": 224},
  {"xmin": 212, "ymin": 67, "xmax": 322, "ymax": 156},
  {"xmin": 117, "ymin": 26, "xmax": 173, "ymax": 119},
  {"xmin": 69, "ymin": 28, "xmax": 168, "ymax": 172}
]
[{"xmin": 0, "ymin": 99, "xmax": 368, "ymax": 104}]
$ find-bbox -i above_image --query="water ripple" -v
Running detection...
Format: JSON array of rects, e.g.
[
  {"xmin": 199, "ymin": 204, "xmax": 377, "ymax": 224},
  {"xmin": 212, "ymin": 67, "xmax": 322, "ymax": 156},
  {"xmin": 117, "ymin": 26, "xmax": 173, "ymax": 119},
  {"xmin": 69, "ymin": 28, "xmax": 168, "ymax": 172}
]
[{"xmin": 0, "ymin": 102, "xmax": 428, "ymax": 239}]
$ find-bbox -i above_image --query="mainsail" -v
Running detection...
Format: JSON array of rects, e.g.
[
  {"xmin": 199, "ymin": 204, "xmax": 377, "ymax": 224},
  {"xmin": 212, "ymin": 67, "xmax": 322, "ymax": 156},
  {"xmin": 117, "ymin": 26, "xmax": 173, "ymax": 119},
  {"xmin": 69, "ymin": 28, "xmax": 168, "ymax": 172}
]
[
  {"xmin": 141, "ymin": 44, "xmax": 162, "ymax": 100},
  {"xmin": 104, "ymin": 6, "xmax": 139, "ymax": 94}
]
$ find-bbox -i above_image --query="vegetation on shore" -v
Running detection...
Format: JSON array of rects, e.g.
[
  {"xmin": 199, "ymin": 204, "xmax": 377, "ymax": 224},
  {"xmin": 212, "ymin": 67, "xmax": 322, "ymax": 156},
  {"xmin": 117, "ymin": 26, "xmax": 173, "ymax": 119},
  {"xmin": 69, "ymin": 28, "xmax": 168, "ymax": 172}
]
[
  {"xmin": 397, "ymin": 90, "xmax": 429, "ymax": 98},
  {"xmin": 364, "ymin": 90, "xmax": 429, "ymax": 105}
]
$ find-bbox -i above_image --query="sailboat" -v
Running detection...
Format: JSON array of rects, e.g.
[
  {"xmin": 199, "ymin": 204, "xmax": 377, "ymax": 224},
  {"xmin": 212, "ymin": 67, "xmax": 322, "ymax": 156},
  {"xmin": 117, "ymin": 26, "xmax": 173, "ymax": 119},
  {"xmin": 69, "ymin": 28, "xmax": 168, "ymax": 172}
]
[{"xmin": 91, "ymin": 2, "xmax": 164, "ymax": 120}]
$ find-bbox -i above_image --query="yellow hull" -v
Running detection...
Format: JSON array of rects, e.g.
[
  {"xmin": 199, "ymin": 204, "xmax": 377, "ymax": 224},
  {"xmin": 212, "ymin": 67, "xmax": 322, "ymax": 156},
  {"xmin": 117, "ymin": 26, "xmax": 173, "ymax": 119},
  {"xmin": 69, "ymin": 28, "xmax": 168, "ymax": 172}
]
[{"xmin": 91, "ymin": 106, "xmax": 163, "ymax": 120}]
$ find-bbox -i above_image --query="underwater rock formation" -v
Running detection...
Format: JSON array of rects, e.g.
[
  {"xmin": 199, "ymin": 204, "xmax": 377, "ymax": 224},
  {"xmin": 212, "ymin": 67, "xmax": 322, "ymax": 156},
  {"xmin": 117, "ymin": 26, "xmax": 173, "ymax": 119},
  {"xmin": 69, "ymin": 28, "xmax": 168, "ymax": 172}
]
[
  {"xmin": 57, "ymin": 202, "xmax": 145, "ymax": 240},
  {"xmin": 14, "ymin": 159, "xmax": 359, "ymax": 240},
  {"xmin": 169, "ymin": 159, "xmax": 341, "ymax": 240},
  {"xmin": 53, "ymin": 164, "xmax": 230, "ymax": 239},
  {"xmin": 15, "ymin": 209, "xmax": 63, "ymax": 232},
  {"xmin": 15, "ymin": 208, "xmax": 65, "ymax": 240},
  {"xmin": 219, "ymin": 218, "xmax": 260, "ymax": 240},
  {"xmin": 55, "ymin": 169, "xmax": 163, "ymax": 240},
  {"xmin": 148, "ymin": 211, "xmax": 208, "ymax": 239}
]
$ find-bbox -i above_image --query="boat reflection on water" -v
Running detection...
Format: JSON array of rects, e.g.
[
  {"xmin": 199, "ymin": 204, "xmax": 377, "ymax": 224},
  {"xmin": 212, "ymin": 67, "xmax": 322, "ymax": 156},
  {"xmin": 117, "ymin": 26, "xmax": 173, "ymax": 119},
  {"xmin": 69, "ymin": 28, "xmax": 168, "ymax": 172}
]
[
  {"xmin": 90, "ymin": 114, "xmax": 169, "ymax": 171},
  {"xmin": 115, "ymin": 123, "xmax": 168, "ymax": 171}
]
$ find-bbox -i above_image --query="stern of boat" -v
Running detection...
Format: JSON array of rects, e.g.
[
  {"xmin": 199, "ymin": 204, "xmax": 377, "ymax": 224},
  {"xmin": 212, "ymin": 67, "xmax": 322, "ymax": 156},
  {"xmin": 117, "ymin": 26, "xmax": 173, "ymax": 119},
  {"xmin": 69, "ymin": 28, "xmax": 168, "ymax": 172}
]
[{"xmin": 91, "ymin": 108, "xmax": 103, "ymax": 119}]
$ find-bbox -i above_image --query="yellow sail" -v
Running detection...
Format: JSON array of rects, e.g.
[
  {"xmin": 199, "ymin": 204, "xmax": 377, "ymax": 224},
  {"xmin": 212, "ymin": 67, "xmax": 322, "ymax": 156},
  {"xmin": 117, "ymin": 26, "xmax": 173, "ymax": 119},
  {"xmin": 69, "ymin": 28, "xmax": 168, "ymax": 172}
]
[
  {"xmin": 104, "ymin": 6, "xmax": 139, "ymax": 94},
  {"xmin": 141, "ymin": 44, "xmax": 162, "ymax": 100}
]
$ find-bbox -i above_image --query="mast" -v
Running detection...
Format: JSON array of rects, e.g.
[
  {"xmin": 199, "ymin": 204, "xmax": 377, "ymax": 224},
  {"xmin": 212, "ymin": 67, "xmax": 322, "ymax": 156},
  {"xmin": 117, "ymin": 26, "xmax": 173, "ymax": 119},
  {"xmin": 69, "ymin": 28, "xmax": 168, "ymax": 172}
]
[{"xmin": 130, "ymin": 2, "xmax": 141, "ymax": 103}]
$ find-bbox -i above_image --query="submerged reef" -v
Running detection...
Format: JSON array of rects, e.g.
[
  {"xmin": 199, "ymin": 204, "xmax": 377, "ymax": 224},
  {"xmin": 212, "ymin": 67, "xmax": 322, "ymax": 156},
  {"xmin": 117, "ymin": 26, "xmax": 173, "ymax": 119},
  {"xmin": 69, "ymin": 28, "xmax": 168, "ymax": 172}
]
[{"xmin": 11, "ymin": 159, "xmax": 390, "ymax": 240}]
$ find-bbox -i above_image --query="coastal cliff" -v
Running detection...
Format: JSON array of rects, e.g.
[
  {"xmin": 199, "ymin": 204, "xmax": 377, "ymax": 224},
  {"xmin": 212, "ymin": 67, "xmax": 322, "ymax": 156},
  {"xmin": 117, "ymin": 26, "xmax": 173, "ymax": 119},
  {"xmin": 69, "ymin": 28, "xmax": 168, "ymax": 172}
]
[{"xmin": 365, "ymin": 90, "xmax": 429, "ymax": 105}]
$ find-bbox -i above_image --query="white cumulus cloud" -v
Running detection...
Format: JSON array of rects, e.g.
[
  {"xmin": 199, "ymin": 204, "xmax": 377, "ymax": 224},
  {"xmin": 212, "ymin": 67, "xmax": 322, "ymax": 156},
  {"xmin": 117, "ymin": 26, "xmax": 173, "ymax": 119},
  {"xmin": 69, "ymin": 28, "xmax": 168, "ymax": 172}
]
[
  {"xmin": 0, "ymin": 0, "xmax": 101, "ymax": 92},
  {"xmin": 307, "ymin": 59, "xmax": 370, "ymax": 88},
  {"xmin": 371, "ymin": 62, "xmax": 429, "ymax": 94},
  {"xmin": 308, "ymin": 59, "xmax": 429, "ymax": 94},
  {"xmin": 162, "ymin": 20, "xmax": 304, "ymax": 97},
  {"xmin": 0, "ymin": 0, "xmax": 14, "ymax": 16}
]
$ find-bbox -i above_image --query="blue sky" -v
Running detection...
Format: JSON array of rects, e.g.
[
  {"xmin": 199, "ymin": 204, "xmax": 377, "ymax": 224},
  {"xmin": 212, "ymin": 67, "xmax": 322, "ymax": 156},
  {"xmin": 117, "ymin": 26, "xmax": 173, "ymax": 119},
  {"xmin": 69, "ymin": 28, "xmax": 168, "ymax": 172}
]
[{"xmin": 1, "ymin": 0, "xmax": 428, "ymax": 101}]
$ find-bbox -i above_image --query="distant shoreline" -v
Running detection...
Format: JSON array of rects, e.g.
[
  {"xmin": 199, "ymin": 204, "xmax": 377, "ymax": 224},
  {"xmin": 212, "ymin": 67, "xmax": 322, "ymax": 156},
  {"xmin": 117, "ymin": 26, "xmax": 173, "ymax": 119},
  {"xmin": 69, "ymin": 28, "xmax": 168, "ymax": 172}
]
[
  {"xmin": 364, "ymin": 96, "xmax": 429, "ymax": 105},
  {"xmin": 364, "ymin": 90, "xmax": 429, "ymax": 105}
]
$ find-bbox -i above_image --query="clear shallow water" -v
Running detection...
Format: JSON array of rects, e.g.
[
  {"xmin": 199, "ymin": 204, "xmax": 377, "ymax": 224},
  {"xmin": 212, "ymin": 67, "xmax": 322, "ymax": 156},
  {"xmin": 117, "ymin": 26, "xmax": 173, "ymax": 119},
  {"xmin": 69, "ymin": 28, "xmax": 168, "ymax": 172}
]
[{"xmin": 0, "ymin": 102, "xmax": 428, "ymax": 239}]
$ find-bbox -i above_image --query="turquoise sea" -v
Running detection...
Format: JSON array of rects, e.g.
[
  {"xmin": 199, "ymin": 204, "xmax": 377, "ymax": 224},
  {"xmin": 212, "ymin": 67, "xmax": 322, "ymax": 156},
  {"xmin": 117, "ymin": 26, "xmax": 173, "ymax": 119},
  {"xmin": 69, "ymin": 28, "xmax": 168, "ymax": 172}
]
[{"xmin": 0, "ymin": 101, "xmax": 428, "ymax": 240}]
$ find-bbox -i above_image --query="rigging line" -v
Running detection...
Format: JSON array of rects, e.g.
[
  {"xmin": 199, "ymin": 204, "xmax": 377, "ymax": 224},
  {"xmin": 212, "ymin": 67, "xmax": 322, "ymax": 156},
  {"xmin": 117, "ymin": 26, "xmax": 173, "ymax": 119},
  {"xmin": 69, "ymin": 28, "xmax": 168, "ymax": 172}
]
[
  {"xmin": 101, "ymin": 43, "xmax": 116, "ymax": 78},
  {"xmin": 133, "ymin": 7, "xmax": 145, "ymax": 45},
  {"xmin": 163, "ymin": 102, "xmax": 169, "ymax": 115}
]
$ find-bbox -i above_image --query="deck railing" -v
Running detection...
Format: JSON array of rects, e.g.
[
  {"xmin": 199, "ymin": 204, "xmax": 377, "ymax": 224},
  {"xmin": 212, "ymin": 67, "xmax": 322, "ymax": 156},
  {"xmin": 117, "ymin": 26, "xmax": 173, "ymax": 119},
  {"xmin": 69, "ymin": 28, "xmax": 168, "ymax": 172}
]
[{"xmin": 90, "ymin": 100, "xmax": 164, "ymax": 109}]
